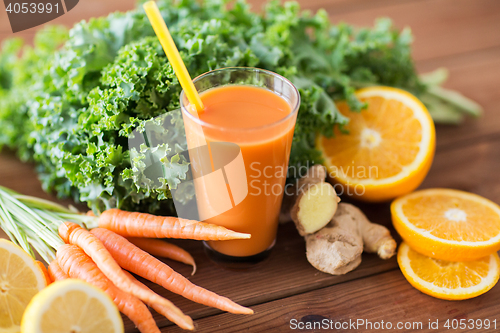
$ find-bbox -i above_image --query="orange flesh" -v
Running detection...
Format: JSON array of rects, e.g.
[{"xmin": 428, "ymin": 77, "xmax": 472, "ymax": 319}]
[
  {"xmin": 407, "ymin": 246, "xmax": 491, "ymax": 288},
  {"xmin": 184, "ymin": 85, "xmax": 294, "ymax": 257},
  {"xmin": 401, "ymin": 195, "xmax": 500, "ymax": 242},
  {"xmin": 320, "ymin": 97, "xmax": 423, "ymax": 180}
]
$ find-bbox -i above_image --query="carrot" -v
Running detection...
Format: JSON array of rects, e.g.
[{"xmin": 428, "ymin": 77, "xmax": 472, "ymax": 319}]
[
  {"xmin": 48, "ymin": 260, "xmax": 68, "ymax": 282},
  {"xmin": 58, "ymin": 222, "xmax": 172, "ymax": 309},
  {"xmin": 123, "ymin": 270, "xmax": 194, "ymax": 331},
  {"xmin": 98, "ymin": 208, "xmax": 251, "ymax": 241},
  {"xmin": 36, "ymin": 260, "xmax": 51, "ymax": 285},
  {"xmin": 57, "ymin": 244, "xmax": 161, "ymax": 333},
  {"xmin": 91, "ymin": 228, "xmax": 253, "ymax": 315},
  {"xmin": 127, "ymin": 237, "xmax": 197, "ymax": 275}
]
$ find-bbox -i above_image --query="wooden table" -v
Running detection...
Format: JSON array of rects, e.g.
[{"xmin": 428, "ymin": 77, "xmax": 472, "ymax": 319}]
[{"xmin": 2, "ymin": 0, "xmax": 500, "ymax": 332}]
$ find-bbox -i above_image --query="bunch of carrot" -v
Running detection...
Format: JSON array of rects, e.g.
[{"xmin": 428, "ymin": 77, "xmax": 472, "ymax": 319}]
[{"xmin": 44, "ymin": 208, "xmax": 254, "ymax": 332}]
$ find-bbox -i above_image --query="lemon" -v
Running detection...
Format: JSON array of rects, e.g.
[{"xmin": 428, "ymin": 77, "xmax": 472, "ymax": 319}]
[
  {"xmin": 398, "ymin": 242, "xmax": 500, "ymax": 300},
  {"xmin": 0, "ymin": 239, "xmax": 47, "ymax": 332},
  {"xmin": 392, "ymin": 188, "xmax": 500, "ymax": 261},
  {"xmin": 317, "ymin": 87, "xmax": 436, "ymax": 202},
  {"xmin": 21, "ymin": 279, "xmax": 123, "ymax": 333}
]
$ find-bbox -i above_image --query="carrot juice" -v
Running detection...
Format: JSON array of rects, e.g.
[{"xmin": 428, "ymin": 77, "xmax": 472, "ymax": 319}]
[{"xmin": 181, "ymin": 68, "xmax": 299, "ymax": 258}]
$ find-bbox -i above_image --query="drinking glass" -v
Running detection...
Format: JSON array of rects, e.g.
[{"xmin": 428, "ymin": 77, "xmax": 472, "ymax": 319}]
[{"xmin": 181, "ymin": 67, "xmax": 300, "ymax": 262}]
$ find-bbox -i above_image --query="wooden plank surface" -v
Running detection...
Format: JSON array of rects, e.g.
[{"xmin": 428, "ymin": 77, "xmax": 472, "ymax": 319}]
[
  {"xmin": 421, "ymin": 139, "xmax": 500, "ymax": 201},
  {"xmin": 127, "ymin": 223, "xmax": 398, "ymax": 331},
  {"xmin": 0, "ymin": 0, "xmax": 137, "ymax": 42},
  {"xmin": 0, "ymin": 0, "xmax": 425, "ymax": 41},
  {"xmin": 419, "ymin": 47, "xmax": 500, "ymax": 150},
  {"xmin": 0, "ymin": 145, "xmax": 399, "ymax": 330},
  {"xmin": 3, "ymin": 97, "xmax": 499, "ymax": 332},
  {"xmin": 1, "ymin": 0, "xmax": 500, "ymax": 332},
  {"xmin": 328, "ymin": 0, "xmax": 500, "ymax": 62},
  {"xmin": 2, "ymin": 0, "xmax": 500, "ymax": 65},
  {"xmin": 154, "ymin": 123, "xmax": 500, "ymax": 332},
  {"xmin": 166, "ymin": 269, "xmax": 500, "ymax": 333}
]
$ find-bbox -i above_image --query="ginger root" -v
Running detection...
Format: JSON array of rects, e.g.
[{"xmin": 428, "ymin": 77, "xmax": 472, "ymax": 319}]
[
  {"xmin": 287, "ymin": 165, "xmax": 341, "ymax": 236},
  {"xmin": 305, "ymin": 203, "xmax": 397, "ymax": 275},
  {"xmin": 281, "ymin": 164, "xmax": 396, "ymax": 275}
]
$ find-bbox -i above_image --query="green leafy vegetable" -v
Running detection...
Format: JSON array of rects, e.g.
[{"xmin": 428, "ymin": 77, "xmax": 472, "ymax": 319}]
[{"xmin": 0, "ymin": 0, "xmax": 482, "ymax": 214}]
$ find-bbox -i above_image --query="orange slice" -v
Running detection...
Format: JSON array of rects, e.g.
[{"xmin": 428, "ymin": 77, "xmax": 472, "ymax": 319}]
[
  {"xmin": 392, "ymin": 188, "xmax": 500, "ymax": 261},
  {"xmin": 317, "ymin": 87, "xmax": 435, "ymax": 202},
  {"xmin": 398, "ymin": 242, "xmax": 500, "ymax": 300}
]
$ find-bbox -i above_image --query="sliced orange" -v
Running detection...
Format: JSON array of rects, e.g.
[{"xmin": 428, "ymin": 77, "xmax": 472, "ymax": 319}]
[
  {"xmin": 317, "ymin": 87, "xmax": 435, "ymax": 202},
  {"xmin": 392, "ymin": 189, "xmax": 500, "ymax": 261},
  {"xmin": 398, "ymin": 242, "xmax": 500, "ymax": 300}
]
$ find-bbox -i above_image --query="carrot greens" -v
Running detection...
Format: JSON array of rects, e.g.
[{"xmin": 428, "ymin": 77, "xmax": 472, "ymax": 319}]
[{"xmin": 0, "ymin": 186, "xmax": 96, "ymax": 262}]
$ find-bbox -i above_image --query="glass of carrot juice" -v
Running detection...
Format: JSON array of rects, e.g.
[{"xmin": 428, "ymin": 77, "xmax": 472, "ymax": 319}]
[{"xmin": 181, "ymin": 67, "xmax": 300, "ymax": 262}]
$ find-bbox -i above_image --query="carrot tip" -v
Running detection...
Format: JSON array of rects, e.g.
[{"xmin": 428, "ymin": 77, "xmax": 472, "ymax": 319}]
[
  {"xmin": 180, "ymin": 317, "xmax": 195, "ymax": 331},
  {"xmin": 234, "ymin": 232, "xmax": 251, "ymax": 239},
  {"xmin": 191, "ymin": 264, "xmax": 197, "ymax": 276},
  {"xmin": 231, "ymin": 304, "xmax": 254, "ymax": 315},
  {"xmin": 242, "ymin": 307, "xmax": 254, "ymax": 315}
]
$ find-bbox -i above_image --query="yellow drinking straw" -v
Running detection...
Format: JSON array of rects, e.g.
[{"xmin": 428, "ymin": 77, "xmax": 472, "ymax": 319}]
[{"xmin": 143, "ymin": 1, "xmax": 205, "ymax": 113}]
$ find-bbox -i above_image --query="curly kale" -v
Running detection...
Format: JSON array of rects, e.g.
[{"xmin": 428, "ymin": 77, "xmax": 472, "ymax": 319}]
[{"xmin": 0, "ymin": 0, "xmax": 478, "ymax": 213}]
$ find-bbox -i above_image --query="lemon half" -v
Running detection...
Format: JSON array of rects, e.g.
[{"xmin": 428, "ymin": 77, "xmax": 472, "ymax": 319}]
[
  {"xmin": 21, "ymin": 279, "xmax": 123, "ymax": 333},
  {"xmin": 0, "ymin": 239, "xmax": 47, "ymax": 332}
]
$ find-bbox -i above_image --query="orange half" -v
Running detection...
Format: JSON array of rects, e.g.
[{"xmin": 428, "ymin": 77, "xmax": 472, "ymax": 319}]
[{"xmin": 317, "ymin": 87, "xmax": 436, "ymax": 202}]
